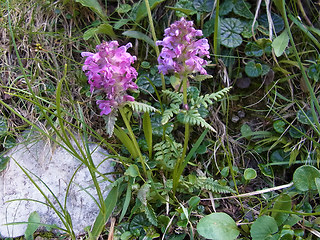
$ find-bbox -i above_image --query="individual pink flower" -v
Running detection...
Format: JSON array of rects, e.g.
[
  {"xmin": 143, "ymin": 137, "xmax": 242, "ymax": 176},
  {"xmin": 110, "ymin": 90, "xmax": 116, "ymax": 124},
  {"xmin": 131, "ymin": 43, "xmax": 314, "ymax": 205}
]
[
  {"xmin": 156, "ymin": 17, "xmax": 210, "ymax": 75},
  {"xmin": 81, "ymin": 41, "xmax": 138, "ymax": 115}
]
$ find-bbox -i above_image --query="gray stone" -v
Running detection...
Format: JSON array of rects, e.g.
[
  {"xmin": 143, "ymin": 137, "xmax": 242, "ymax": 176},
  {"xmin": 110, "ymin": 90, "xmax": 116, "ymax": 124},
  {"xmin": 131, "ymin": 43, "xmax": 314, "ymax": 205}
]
[{"xmin": 0, "ymin": 131, "xmax": 113, "ymax": 238}]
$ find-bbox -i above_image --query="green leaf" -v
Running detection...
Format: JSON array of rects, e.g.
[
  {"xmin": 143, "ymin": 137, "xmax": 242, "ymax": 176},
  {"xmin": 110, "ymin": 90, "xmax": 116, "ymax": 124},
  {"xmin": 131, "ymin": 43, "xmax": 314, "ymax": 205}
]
[
  {"xmin": 143, "ymin": 112, "xmax": 153, "ymax": 159},
  {"xmin": 122, "ymin": 31, "xmax": 156, "ymax": 49},
  {"xmin": 220, "ymin": 18, "xmax": 244, "ymax": 48},
  {"xmin": 116, "ymin": 4, "xmax": 132, "ymax": 13},
  {"xmin": 188, "ymin": 196, "xmax": 200, "ymax": 209},
  {"xmin": 137, "ymin": 183, "xmax": 151, "ymax": 206},
  {"xmin": 250, "ymin": 216, "xmax": 279, "ymax": 240},
  {"xmin": 270, "ymin": 149, "xmax": 290, "ymax": 164},
  {"xmin": 289, "ymin": 126, "xmax": 305, "ymax": 138},
  {"xmin": 258, "ymin": 163, "xmax": 274, "ymax": 178},
  {"xmin": 193, "ymin": 0, "xmax": 214, "ymax": 12},
  {"xmin": 125, "ymin": 164, "xmax": 141, "ymax": 178},
  {"xmin": 297, "ymin": 109, "xmax": 314, "ymax": 125},
  {"xmin": 315, "ymin": 178, "xmax": 320, "ymax": 196},
  {"xmin": 145, "ymin": 203, "xmax": 158, "ymax": 226},
  {"xmin": 91, "ymin": 184, "xmax": 120, "ymax": 239},
  {"xmin": 241, "ymin": 123, "xmax": 253, "ymax": 140},
  {"xmin": 244, "ymin": 168, "xmax": 257, "ymax": 180},
  {"xmin": 0, "ymin": 115, "xmax": 7, "ymax": 136},
  {"xmin": 219, "ymin": 0, "xmax": 233, "ymax": 16},
  {"xmin": 271, "ymin": 194, "xmax": 291, "ymax": 226},
  {"xmin": 203, "ymin": 17, "xmax": 215, "ymax": 37},
  {"xmin": 273, "ymin": 120, "xmax": 286, "ymax": 133},
  {"xmin": 307, "ymin": 63, "xmax": 320, "ymax": 82},
  {"xmin": 197, "ymin": 212, "xmax": 239, "ymax": 240},
  {"xmin": 25, "ymin": 211, "xmax": 41, "ymax": 240},
  {"xmin": 258, "ymin": 13, "xmax": 284, "ymax": 34},
  {"xmin": 293, "ymin": 165, "xmax": 320, "ymax": 191},
  {"xmin": 0, "ymin": 156, "xmax": 10, "ymax": 172},
  {"xmin": 272, "ymin": 30, "xmax": 289, "ymax": 57},
  {"xmin": 114, "ymin": 126, "xmax": 139, "ymax": 159},
  {"xmin": 245, "ymin": 42, "xmax": 264, "ymax": 57},
  {"xmin": 136, "ymin": 0, "xmax": 165, "ymax": 23},
  {"xmin": 83, "ymin": 23, "xmax": 116, "ymax": 40},
  {"xmin": 245, "ymin": 61, "xmax": 262, "ymax": 77},
  {"xmin": 233, "ymin": 0, "xmax": 253, "ymax": 19},
  {"xmin": 75, "ymin": 0, "xmax": 106, "ymax": 18}
]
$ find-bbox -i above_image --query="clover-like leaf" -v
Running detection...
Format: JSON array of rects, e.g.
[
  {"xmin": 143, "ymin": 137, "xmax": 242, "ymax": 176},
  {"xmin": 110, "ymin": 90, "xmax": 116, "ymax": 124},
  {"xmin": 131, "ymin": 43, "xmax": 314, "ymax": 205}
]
[{"xmin": 220, "ymin": 18, "xmax": 244, "ymax": 48}]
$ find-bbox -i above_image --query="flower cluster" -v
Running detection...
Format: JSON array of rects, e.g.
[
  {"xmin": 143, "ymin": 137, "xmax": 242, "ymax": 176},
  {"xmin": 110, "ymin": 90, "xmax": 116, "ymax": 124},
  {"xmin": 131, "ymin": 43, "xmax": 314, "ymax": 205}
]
[
  {"xmin": 81, "ymin": 41, "xmax": 138, "ymax": 115},
  {"xmin": 156, "ymin": 17, "xmax": 210, "ymax": 75}
]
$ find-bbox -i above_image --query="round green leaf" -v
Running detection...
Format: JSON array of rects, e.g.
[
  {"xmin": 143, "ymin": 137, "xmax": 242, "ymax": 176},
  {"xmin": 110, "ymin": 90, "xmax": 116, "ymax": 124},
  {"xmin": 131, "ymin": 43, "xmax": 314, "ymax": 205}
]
[
  {"xmin": 293, "ymin": 165, "xmax": 320, "ymax": 191},
  {"xmin": 258, "ymin": 13, "xmax": 284, "ymax": 34},
  {"xmin": 273, "ymin": 120, "xmax": 286, "ymax": 133},
  {"xmin": 271, "ymin": 194, "xmax": 291, "ymax": 226},
  {"xmin": 297, "ymin": 109, "xmax": 314, "ymax": 125},
  {"xmin": 250, "ymin": 216, "xmax": 279, "ymax": 240},
  {"xmin": 197, "ymin": 212, "xmax": 239, "ymax": 240},
  {"xmin": 307, "ymin": 63, "xmax": 320, "ymax": 82},
  {"xmin": 270, "ymin": 149, "xmax": 290, "ymax": 163},
  {"xmin": 289, "ymin": 126, "xmax": 305, "ymax": 138},
  {"xmin": 220, "ymin": 18, "xmax": 244, "ymax": 48},
  {"xmin": 245, "ymin": 42, "xmax": 264, "ymax": 57},
  {"xmin": 244, "ymin": 168, "xmax": 257, "ymax": 180},
  {"xmin": 245, "ymin": 61, "xmax": 262, "ymax": 77},
  {"xmin": 203, "ymin": 17, "xmax": 215, "ymax": 37},
  {"xmin": 219, "ymin": 0, "xmax": 233, "ymax": 16}
]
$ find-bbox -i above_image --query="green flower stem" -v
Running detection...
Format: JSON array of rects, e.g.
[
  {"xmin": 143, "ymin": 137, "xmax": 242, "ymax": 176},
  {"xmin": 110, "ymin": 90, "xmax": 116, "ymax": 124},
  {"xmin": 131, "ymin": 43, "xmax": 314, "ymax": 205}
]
[
  {"xmin": 119, "ymin": 107, "xmax": 147, "ymax": 177},
  {"xmin": 144, "ymin": 0, "xmax": 166, "ymax": 90},
  {"xmin": 173, "ymin": 74, "xmax": 190, "ymax": 193}
]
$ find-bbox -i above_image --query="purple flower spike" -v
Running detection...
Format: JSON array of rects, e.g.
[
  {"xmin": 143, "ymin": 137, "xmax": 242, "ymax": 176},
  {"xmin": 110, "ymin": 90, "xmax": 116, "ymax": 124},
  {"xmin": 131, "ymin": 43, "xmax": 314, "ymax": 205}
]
[
  {"xmin": 156, "ymin": 17, "xmax": 210, "ymax": 75},
  {"xmin": 81, "ymin": 41, "xmax": 138, "ymax": 115}
]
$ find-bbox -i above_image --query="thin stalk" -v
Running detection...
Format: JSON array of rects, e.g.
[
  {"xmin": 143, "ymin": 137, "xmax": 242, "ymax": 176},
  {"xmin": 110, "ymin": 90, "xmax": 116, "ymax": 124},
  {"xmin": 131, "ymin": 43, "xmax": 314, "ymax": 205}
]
[
  {"xmin": 213, "ymin": 0, "xmax": 220, "ymax": 63},
  {"xmin": 277, "ymin": 0, "xmax": 320, "ymax": 116},
  {"xmin": 119, "ymin": 107, "xmax": 147, "ymax": 176},
  {"xmin": 173, "ymin": 74, "xmax": 190, "ymax": 193},
  {"xmin": 144, "ymin": 0, "xmax": 166, "ymax": 90}
]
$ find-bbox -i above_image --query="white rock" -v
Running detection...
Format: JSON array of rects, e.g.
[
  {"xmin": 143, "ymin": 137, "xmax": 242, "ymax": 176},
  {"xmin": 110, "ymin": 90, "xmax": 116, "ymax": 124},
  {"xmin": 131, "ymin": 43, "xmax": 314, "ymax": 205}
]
[{"xmin": 0, "ymin": 131, "xmax": 114, "ymax": 238}]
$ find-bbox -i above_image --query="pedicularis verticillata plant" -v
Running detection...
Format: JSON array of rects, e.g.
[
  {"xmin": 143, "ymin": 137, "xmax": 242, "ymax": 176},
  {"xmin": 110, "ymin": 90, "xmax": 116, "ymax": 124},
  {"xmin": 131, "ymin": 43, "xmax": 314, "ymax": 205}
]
[{"xmin": 81, "ymin": 18, "xmax": 230, "ymax": 194}]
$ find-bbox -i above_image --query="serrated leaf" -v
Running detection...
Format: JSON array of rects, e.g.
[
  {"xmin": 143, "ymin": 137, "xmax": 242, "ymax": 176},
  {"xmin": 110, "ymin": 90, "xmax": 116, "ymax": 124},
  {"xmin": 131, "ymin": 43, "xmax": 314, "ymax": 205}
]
[
  {"xmin": 145, "ymin": 203, "xmax": 158, "ymax": 226},
  {"xmin": 258, "ymin": 13, "xmax": 284, "ymax": 34},
  {"xmin": 193, "ymin": 0, "xmax": 214, "ymax": 12},
  {"xmin": 137, "ymin": 183, "xmax": 151, "ymax": 206},
  {"xmin": 203, "ymin": 18, "xmax": 215, "ymax": 37},
  {"xmin": 220, "ymin": 18, "xmax": 244, "ymax": 48},
  {"xmin": 122, "ymin": 31, "xmax": 156, "ymax": 49},
  {"xmin": 272, "ymin": 30, "xmax": 289, "ymax": 57}
]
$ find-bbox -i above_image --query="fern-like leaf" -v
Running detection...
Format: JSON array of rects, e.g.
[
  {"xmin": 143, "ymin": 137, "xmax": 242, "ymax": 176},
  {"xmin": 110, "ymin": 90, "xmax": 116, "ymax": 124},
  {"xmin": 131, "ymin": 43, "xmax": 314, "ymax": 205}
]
[
  {"xmin": 154, "ymin": 140, "xmax": 182, "ymax": 171},
  {"xmin": 181, "ymin": 109, "xmax": 216, "ymax": 132},
  {"xmin": 126, "ymin": 101, "xmax": 159, "ymax": 113},
  {"xmin": 192, "ymin": 87, "xmax": 232, "ymax": 108},
  {"xmin": 162, "ymin": 90, "xmax": 183, "ymax": 105},
  {"xmin": 195, "ymin": 177, "xmax": 235, "ymax": 194},
  {"xmin": 161, "ymin": 104, "xmax": 180, "ymax": 125}
]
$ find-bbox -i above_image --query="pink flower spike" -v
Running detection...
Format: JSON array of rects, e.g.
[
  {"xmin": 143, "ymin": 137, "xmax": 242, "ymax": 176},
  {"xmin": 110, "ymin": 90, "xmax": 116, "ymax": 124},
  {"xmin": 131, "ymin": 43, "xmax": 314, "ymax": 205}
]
[
  {"xmin": 157, "ymin": 18, "xmax": 210, "ymax": 76},
  {"xmin": 82, "ymin": 41, "xmax": 138, "ymax": 115}
]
